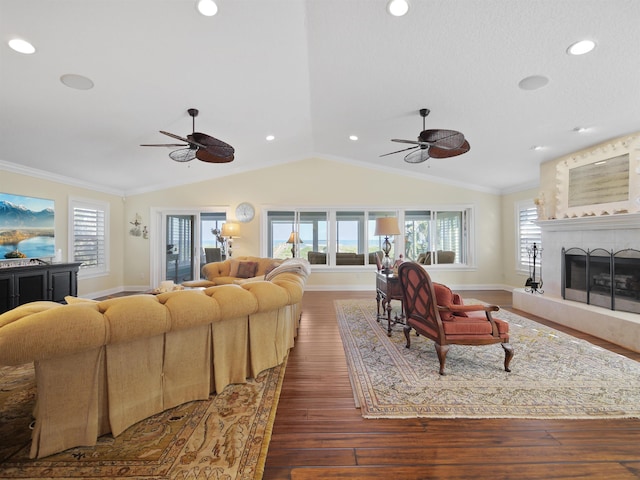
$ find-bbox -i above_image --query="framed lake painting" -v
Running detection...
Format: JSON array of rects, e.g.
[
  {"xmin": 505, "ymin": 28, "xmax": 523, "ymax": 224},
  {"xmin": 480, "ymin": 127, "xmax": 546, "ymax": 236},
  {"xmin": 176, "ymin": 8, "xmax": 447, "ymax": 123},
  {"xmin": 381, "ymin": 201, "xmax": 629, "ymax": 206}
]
[{"xmin": 0, "ymin": 193, "xmax": 55, "ymax": 260}]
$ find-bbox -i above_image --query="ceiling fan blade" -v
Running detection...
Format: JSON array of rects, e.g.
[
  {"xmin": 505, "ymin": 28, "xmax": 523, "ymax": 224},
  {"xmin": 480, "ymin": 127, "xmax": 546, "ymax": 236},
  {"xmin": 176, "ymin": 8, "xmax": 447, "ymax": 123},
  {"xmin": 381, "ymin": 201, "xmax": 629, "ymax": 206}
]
[
  {"xmin": 391, "ymin": 139, "xmax": 424, "ymax": 145},
  {"xmin": 429, "ymin": 140, "xmax": 471, "ymax": 158},
  {"xmin": 160, "ymin": 130, "xmax": 192, "ymax": 144},
  {"xmin": 404, "ymin": 148, "xmax": 430, "ymax": 164},
  {"xmin": 380, "ymin": 145, "xmax": 419, "ymax": 157},
  {"xmin": 419, "ymin": 129, "xmax": 465, "ymax": 150},
  {"xmin": 140, "ymin": 143, "xmax": 188, "ymax": 147},
  {"xmin": 196, "ymin": 148, "xmax": 234, "ymax": 164},
  {"xmin": 190, "ymin": 133, "xmax": 235, "ymax": 162}
]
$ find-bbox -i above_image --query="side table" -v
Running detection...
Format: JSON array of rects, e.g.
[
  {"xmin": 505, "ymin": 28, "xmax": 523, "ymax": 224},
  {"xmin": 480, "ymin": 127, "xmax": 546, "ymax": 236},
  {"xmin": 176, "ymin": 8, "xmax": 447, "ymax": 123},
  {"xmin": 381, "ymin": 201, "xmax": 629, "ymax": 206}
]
[{"xmin": 375, "ymin": 271, "xmax": 405, "ymax": 336}]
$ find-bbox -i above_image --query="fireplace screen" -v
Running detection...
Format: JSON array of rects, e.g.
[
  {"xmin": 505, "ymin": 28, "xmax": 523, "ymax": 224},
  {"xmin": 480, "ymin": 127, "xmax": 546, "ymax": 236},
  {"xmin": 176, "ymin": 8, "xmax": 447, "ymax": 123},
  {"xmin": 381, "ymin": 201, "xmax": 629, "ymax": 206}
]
[{"xmin": 562, "ymin": 247, "xmax": 640, "ymax": 314}]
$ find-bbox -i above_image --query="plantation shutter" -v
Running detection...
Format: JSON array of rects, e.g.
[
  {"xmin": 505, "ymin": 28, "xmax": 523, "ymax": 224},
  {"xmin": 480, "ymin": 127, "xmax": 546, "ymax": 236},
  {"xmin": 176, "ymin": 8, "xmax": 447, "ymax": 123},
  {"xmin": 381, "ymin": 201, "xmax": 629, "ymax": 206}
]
[
  {"xmin": 519, "ymin": 203, "xmax": 541, "ymax": 268},
  {"xmin": 72, "ymin": 203, "xmax": 107, "ymax": 273}
]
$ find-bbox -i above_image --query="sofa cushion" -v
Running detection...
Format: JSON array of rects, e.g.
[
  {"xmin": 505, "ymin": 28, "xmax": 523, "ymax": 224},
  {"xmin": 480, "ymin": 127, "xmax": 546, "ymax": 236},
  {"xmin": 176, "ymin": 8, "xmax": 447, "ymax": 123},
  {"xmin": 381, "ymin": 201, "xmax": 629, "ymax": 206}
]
[
  {"xmin": 433, "ymin": 282, "xmax": 456, "ymax": 321},
  {"xmin": 433, "ymin": 283, "xmax": 467, "ymax": 321},
  {"xmin": 307, "ymin": 251, "xmax": 327, "ymax": 264},
  {"xmin": 237, "ymin": 261, "xmax": 258, "ymax": 278}
]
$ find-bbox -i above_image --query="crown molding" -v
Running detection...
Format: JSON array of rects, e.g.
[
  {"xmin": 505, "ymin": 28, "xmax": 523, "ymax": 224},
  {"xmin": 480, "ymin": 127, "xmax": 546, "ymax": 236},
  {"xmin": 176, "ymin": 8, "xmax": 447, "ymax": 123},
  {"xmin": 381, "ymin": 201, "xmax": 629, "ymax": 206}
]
[{"xmin": 0, "ymin": 159, "xmax": 125, "ymax": 197}]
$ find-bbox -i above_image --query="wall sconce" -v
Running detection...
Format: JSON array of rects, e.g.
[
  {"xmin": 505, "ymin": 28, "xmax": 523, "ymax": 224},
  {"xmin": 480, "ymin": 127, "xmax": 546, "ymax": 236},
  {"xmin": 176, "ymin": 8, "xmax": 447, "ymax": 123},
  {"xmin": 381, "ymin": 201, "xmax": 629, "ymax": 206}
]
[
  {"xmin": 374, "ymin": 217, "xmax": 401, "ymax": 273},
  {"xmin": 286, "ymin": 231, "xmax": 303, "ymax": 257},
  {"xmin": 220, "ymin": 221, "xmax": 241, "ymax": 257}
]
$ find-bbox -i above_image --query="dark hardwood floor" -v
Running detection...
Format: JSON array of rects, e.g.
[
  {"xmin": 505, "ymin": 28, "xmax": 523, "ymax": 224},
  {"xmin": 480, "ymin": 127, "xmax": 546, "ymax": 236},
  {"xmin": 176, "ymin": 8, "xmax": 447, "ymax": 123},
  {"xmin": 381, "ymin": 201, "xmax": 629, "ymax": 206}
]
[{"xmin": 263, "ymin": 290, "xmax": 640, "ymax": 480}]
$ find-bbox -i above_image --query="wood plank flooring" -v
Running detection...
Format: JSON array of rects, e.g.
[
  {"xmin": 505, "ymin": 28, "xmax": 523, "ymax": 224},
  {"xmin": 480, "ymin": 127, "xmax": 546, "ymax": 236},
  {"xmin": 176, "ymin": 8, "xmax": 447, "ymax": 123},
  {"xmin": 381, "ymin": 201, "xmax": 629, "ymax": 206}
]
[{"xmin": 263, "ymin": 290, "xmax": 640, "ymax": 480}]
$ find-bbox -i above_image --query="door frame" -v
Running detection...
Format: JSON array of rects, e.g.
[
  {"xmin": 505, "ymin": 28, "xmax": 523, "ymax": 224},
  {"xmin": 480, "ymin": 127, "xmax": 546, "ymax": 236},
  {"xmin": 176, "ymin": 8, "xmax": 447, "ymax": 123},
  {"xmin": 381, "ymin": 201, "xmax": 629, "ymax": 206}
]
[{"xmin": 150, "ymin": 207, "xmax": 227, "ymax": 287}]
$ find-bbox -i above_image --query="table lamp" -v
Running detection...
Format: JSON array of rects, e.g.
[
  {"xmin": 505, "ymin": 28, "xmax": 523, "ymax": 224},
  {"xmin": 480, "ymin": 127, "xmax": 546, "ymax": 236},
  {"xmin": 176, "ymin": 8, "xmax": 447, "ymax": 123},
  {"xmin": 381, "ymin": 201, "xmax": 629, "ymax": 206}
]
[
  {"xmin": 221, "ymin": 221, "xmax": 241, "ymax": 257},
  {"xmin": 286, "ymin": 231, "xmax": 303, "ymax": 257},
  {"xmin": 374, "ymin": 217, "xmax": 401, "ymax": 273}
]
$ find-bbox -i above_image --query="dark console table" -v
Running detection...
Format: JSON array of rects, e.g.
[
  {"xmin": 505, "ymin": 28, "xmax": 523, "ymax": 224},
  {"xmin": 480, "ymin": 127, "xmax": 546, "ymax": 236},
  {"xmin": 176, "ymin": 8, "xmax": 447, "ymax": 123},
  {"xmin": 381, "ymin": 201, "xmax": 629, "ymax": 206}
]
[
  {"xmin": 375, "ymin": 271, "xmax": 405, "ymax": 336},
  {"xmin": 0, "ymin": 262, "xmax": 81, "ymax": 314}
]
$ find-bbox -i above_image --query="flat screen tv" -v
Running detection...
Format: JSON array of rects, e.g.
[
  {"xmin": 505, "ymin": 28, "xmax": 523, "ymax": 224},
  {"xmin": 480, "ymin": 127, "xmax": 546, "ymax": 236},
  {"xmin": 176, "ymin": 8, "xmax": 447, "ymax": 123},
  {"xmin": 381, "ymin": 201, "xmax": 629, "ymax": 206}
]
[{"xmin": 0, "ymin": 193, "xmax": 55, "ymax": 261}]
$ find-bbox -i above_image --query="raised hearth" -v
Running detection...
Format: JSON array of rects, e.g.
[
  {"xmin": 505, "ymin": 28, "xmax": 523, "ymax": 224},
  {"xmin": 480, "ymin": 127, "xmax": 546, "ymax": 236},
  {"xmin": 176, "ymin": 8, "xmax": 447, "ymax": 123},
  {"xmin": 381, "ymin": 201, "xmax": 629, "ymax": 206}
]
[{"xmin": 513, "ymin": 213, "xmax": 640, "ymax": 352}]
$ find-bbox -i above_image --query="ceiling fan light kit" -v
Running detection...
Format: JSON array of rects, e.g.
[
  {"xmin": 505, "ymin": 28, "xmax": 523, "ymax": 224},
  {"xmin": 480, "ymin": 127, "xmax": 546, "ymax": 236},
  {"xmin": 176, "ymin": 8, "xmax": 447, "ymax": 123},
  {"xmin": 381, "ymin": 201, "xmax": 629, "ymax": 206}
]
[
  {"xmin": 380, "ymin": 107, "xmax": 470, "ymax": 165},
  {"xmin": 141, "ymin": 108, "xmax": 235, "ymax": 164}
]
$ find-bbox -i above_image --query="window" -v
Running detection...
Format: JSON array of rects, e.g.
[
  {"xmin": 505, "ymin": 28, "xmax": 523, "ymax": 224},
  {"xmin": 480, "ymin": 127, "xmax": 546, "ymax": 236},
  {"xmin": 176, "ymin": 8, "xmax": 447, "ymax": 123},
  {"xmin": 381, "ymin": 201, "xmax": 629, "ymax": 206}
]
[
  {"xmin": 517, "ymin": 200, "xmax": 542, "ymax": 271},
  {"xmin": 267, "ymin": 211, "xmax": 296, "ymax": 259},
  {"xmin": 69, "ymin": 198, "xmax": 109, "ymax": 277},
  {"xmin": 404, "ymin": 210, "xmax": 431, "ymax": 261},
  {"xmin": 435, "ymin": 211, "xmax": 464, "ymax": 263},
  {"xmin": 265, "ymin": 207, "xmax": 473, "ymax": 268},
  {"xmin": 299, "ymin": 212, "xmax": 327, "ymax": 261},
  {"xmin": 404, "ymin": 210, "xmax": 466, "ymax": 264},
  {"xmin": 336, "ymin": 211, "xmax": 365, "ymax": 254}
]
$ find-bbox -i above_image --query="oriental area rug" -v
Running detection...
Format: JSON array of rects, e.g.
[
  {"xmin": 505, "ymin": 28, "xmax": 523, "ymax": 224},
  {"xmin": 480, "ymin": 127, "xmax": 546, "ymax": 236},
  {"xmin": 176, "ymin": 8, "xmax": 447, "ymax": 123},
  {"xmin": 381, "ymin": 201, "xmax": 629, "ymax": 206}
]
[
  {"xmin": 0, "ymin": 359, "xmax": 287, "ymax": 479},
  {"xmin": 335, "ymin": 299, "xmax": 640, "ymax": 419}
]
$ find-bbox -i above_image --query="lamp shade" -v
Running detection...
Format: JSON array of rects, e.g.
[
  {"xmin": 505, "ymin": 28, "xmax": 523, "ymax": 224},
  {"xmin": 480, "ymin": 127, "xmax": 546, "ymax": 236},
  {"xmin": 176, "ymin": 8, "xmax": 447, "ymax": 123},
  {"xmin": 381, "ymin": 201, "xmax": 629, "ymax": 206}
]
[
  {"xmin": 287, "ymin": 232, "xmax": 303, "ymax": 244},
  {"xmin": 220, "ymin": 222, "xmax": 240, "ymax": 238},
  {"xmin": 374, "ymin": 217, "xmax": 401, "ymax": 236}
]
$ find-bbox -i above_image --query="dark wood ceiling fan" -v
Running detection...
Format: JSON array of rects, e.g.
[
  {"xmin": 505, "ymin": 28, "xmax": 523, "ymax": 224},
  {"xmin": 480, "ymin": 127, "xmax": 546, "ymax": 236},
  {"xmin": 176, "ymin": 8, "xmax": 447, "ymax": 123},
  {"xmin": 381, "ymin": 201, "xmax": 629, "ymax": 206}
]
[
  {"xmin": 380, "ymin": 108, "xmax": 470, "ymax": 164},
  {"xmin": 140, "ymin": 108, "xmax": 235, "ymax": 163}
]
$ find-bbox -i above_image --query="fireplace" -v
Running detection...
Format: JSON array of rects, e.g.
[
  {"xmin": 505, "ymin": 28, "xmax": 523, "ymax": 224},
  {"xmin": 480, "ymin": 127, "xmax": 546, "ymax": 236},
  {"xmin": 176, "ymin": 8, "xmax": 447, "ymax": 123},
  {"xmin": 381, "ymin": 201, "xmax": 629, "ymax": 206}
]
[{"xmin": 562, "ymin": 247, "xmax": 640, "ymax": 314}]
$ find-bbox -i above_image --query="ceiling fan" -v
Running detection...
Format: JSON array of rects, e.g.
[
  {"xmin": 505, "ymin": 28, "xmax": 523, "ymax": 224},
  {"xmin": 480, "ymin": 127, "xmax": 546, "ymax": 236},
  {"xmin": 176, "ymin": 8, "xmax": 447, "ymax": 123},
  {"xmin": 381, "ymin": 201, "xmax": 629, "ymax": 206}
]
[
  {"xmin": 380, "ymin": 108, "xmax": 470, "ymax": 164},
  {"xmin": 140, "ymin": 108, "xmax": 234, "ymax": 163}
]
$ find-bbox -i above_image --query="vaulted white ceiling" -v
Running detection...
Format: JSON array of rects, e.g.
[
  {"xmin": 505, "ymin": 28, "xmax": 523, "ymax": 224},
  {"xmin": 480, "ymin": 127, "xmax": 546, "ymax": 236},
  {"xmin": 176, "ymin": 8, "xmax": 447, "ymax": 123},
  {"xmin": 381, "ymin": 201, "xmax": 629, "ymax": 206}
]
[{"xmin": 1, "ymin": 0, "xmax": 639, "ymax": 196}]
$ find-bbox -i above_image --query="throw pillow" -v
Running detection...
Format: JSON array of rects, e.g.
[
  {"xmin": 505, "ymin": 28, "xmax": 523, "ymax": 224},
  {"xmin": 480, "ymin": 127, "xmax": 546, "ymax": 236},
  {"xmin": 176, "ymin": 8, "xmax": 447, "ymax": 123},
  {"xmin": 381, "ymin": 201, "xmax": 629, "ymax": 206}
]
[
  {"xmin": 229, "ymin": 258, "xmax": 240, "ymax": 277},
  {"xmin": 236, "ymin": 261, "xmax": 258, "ymax": 279}
]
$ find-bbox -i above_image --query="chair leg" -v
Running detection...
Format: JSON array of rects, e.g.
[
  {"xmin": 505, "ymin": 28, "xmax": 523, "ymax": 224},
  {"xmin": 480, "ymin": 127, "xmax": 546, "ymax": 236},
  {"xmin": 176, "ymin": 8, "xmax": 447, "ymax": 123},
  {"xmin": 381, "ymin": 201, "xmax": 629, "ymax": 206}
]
[
  {"xmin": 434, "ymin": 343, "xmax": 449, "ymax": 375},
  {"xmin": 403, "ymin": 325, "xmax": 412, "ymax": 348},
  {"xmin": 501, "ymin": 342, "xmax": 514, "ymax": 372}
]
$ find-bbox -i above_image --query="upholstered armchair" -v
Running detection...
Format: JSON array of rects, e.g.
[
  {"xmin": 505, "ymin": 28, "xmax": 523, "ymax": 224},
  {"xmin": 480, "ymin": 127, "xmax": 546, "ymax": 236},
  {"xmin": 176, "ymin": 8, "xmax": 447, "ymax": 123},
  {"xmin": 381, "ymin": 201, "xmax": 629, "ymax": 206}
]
[{"xmin": 397, "ymin": 262, "xmax": 514, "ymax": 375}]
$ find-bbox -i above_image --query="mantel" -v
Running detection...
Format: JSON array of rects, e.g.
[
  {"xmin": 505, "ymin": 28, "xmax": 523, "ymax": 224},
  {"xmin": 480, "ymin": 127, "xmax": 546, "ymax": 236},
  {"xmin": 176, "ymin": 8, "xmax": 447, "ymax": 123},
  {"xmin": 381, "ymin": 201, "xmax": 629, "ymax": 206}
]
[{"xmin": 538, "ymin": 213, "xmax": 640, "ymax": 232}]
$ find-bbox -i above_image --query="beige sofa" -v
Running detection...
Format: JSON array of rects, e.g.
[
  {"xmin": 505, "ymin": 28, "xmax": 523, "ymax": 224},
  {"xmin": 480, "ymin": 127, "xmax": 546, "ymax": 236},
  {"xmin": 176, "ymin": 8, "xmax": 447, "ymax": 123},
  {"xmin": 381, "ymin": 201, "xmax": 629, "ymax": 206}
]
[
  {"xmin": 0, "ymin": 258, "xmax": 310, "ymax": 459},
  {"xmin": 184, "ymin": 255, "xmax": 284, "ymax": 286},
  {"xmin": 416, "ymin": 250, "xmax": 456, "ymax": 265}
]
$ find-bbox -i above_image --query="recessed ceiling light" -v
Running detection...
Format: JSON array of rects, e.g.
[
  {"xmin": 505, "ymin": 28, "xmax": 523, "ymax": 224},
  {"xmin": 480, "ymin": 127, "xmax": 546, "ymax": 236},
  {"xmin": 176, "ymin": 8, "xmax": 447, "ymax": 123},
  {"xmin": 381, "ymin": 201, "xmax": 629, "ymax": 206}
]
[
  {"xmin": 532, "ymin": 145, "xmax": 544, "ymax": 151},
  {"xmin": 387, "ymin": 0, "xmax": 409, "ymax": 17},
  {"xmin": 518, "ymin": 75, "xmax": 550, "ymax": 91},
  {"xmin": 266, "ymin": 135, "xmax": 275, "ymax": 141},
  {"xmin": 60, "ymin": 74, "xmax": 94, "ymax": 90},
  {"xmin": 196, "ymin": 0, "xmax": 218, "ymax": 16},
  {"xmin": 573, "ymin": 126, "xmax": 589, "ymax": 133},
  {"xmin": 8, "ymin": 38, "xmax": 36, "ymax": 54},
  {"xmin": 567, "ymin": 39, "xmax": 596, "ymax": 56},
  {"xmin": 349, "ymin": 135, "xmax": 358, "ymax": 141}
]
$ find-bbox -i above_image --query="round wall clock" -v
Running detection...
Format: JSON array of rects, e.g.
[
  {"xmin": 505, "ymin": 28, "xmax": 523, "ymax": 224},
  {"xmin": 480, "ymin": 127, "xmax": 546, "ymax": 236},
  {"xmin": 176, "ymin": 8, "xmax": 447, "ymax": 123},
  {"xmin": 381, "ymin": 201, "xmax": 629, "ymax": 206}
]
[{"xmin": 235, "ymin": 202, "xmax": 255, "ymax": 222}]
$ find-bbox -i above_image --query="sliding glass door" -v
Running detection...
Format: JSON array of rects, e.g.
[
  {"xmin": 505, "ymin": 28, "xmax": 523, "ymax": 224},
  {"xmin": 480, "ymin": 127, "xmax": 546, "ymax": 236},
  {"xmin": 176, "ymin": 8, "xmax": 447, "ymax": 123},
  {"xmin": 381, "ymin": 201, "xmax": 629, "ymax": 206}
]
[
  {"xmin": 165, "ymin": 214, "xmax": 195, "ymax": 283},
  {"xmin": 150, "ymin": 208, "xmax": 226, "ymax": 287}
]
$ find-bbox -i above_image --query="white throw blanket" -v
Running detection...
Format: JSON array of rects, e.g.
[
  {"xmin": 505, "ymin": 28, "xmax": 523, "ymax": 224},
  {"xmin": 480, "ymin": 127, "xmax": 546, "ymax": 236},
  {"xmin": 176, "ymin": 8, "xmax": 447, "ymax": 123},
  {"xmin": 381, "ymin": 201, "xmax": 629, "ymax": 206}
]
[{"xmin": 265, "ymin": 258, "xmax": 311, "ymax": 281}]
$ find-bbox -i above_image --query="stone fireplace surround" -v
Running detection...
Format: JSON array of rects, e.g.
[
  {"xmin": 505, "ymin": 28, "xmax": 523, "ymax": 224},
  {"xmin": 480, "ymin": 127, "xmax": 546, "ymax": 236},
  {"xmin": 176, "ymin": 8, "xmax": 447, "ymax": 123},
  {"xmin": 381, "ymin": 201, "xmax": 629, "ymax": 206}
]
[{"xmin": 513, "ymin": 213, "xmax": 640, "ymax": 353}]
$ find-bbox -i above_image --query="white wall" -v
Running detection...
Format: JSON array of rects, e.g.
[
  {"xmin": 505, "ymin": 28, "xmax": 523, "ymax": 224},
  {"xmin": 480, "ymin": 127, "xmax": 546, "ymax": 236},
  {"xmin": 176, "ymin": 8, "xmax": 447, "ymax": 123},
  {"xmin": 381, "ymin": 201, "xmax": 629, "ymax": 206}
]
[
  {"xmin": 124, "ymin": 157, "xmax": 508, "ymax": 291},
  {"xmin": 2, "ymin": 156, "xmax": 536, "ymax": 296},
  {"xmin": 0, "ymin": 170, "xmax": 125, "ymax": 297}
]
